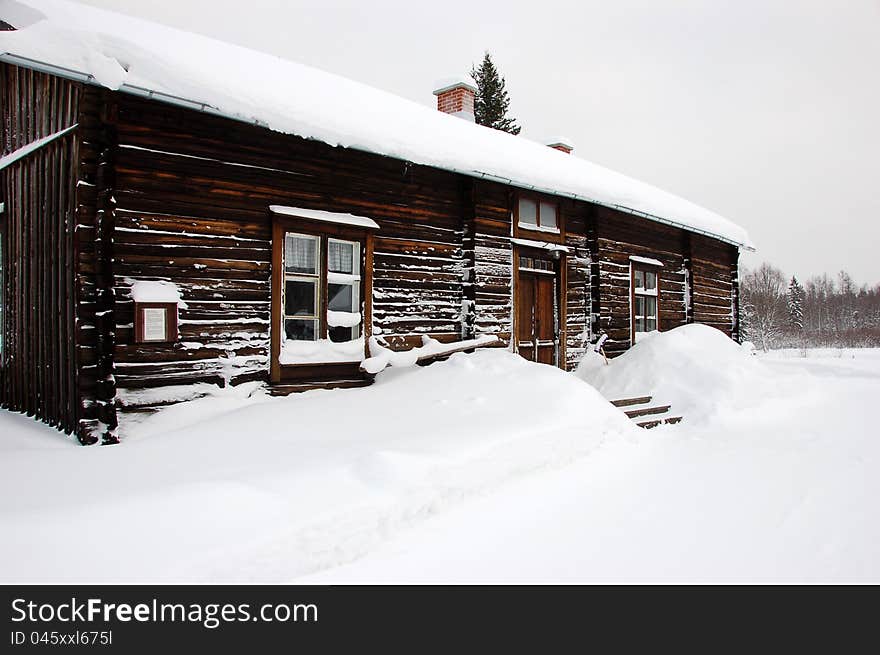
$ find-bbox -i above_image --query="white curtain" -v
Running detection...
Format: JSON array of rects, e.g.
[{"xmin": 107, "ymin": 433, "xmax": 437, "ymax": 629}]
[
  {"xmin": 328, "ymin": 241, "xmax": 354, "ymax": 274},
  {"xmin": 285, "ymin": 234, "xmax": 317, "ymax": 273}
]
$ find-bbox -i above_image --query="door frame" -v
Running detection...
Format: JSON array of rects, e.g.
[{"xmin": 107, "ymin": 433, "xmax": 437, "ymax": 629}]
[{"xmin": 513, "ymin": 245, "xmax": 567, "ymax": 367}]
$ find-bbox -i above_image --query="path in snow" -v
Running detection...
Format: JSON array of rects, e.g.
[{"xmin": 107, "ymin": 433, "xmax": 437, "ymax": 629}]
[{"xmin": 301, "ymin": 352, "xmax": 880, "ymax": 583}]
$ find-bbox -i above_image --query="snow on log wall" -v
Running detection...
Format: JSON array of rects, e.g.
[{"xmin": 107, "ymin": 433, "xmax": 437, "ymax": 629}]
[
  {"xmin": 592, "ymin": 206, "xmax": 738, "ymax": 358},
  {"xmin": 369, "ymin": 174, "xmax": 466, "ymax": 350},
  {"xmin": 564, "ymin": 204, "xmax": 592, "ymax": 371},
  {"xmin": 471, "ymin": 180, "xmax": 513, "ymax": 345},
  {"xmin": 0, "ymin": 64, "xmax": 102, "ymax": 441},
  {"xmin": 690, "ymin": 234, "xmax": 739, "ymax": 340},
  {"xmin": 106, "ymin": 93, "xmax": 468, "ymax": 409}
]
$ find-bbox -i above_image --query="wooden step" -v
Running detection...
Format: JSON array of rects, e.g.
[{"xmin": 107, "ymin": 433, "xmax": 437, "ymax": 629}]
[
  {"xmin": 637, "ymin": 415, "xmax": 683, "ymax": 429},
  {"xmin": 268, "ymin": 378, "xmax": 372, "ymax": 396},
  {"xmin": 624, "ymin": 404, "xmax": 671, "ymax": 419},
  {"xmin": 611, "ymin": 396, "xmax": 653, "ymax": 408}
]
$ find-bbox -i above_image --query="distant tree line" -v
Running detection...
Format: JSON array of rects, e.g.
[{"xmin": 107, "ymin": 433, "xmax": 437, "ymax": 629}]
[{"xmin": 740, "ymin": 263, "xmax": 880, "ymax": 350}]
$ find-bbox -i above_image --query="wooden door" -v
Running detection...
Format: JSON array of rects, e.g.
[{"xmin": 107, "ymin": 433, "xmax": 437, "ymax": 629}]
[
  {"xmin": 516, "ymin": 260, "xmax": 558, "ymax": 365},
  {"xmin": 534, "ymin": 275, "xmax": 556, "ymax": 364}
]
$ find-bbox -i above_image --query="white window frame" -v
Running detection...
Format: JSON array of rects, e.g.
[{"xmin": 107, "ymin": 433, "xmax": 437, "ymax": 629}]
[
  {"xmin": 516, "ymin": 196, "xmax": 561, "ymax": 234},
  {"xmin": 283, "ymin": 232, "xmax": 321, "ymax": 342},
  {"xmin": 326, "ymin": 238, "xmax": 362, "ymax": 342},
  {"xmin": 631, "ymin": 264, "xmax": 660, "ymax": 342}
]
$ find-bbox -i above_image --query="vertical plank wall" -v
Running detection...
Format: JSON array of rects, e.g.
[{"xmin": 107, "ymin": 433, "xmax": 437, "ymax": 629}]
[{"xmin": 0, "ymin": 64, "xmax": 84, "ymax": 437}]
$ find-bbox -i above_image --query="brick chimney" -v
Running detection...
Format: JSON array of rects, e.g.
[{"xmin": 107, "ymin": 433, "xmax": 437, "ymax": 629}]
[
  {"xmin": 545, "ymin": 137, "xmax": 575, "ymax": 154},
  {"xmin": 433, "ymin": 78, "xmax": 476, "ymax": 122}
]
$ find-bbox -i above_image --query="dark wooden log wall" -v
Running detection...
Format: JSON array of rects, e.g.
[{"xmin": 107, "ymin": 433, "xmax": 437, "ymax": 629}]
[
  {"xmin": 591, "ymin": 206, "xmax": 738, "ymax": 357},
  {"xmin": 563, "ymin": 202, "xmax": 591, "ymax": 370},
  {"xmin": 107, "ymin": 93, "xmax": 468, "ymax": 410},
  {"xmin": 0, "ymin": 64, "xmax": 85, "ymax": 438},
  {"xmin": 690, "ymin": 234, "xmax": 739, "ymax": 339},
  {"xmin": 470, "ymin": 180, "xmax": 513, "ymax": 345}
]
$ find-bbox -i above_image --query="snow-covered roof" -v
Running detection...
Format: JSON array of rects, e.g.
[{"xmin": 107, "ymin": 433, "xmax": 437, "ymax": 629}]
[{"xmin": 0, "ymin": 0, "xmax": 754, "ymax": 249}]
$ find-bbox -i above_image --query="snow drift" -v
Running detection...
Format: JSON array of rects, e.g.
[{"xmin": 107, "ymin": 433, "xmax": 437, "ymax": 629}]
[
  {"xmin": 576, "ymin": 325, "xmax": 807, "ymax": 424},
  {"xmin": 0, "ymin": 349, "xmax": 633, "ymax": 583}
]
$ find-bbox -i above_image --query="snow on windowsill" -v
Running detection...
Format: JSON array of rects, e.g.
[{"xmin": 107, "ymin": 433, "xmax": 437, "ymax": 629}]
[
  {"xmin": 327, "ymin": 310, "xmax": 361, "ymax": 328},
  {"xmin": 280, "ymin": 337, "xmax": 365, "ymax": 365},
  {"xmin": 327, "ymin": 272, "xmax": 360, "ymax": 285}
]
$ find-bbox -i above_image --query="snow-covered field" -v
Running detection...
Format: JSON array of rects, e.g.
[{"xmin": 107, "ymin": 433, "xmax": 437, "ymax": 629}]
[{"xmin": 1, "ymin": 326, "xmax": 877, "ymax": 583}]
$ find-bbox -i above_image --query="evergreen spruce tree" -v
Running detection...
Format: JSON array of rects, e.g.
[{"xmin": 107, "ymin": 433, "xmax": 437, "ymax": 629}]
[
  {"xmin": 470, "ymin": 52, "xmax": 521, "ymax": 135},
  {"xmin": 788, "ymin": 276, "xmax": 805, "ymax": 333}
]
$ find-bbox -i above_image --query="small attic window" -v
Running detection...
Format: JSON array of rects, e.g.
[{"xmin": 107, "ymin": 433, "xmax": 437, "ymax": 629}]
[{"xmin": 516, "ymin": 195, "xmax": 559, "ymax": 233}]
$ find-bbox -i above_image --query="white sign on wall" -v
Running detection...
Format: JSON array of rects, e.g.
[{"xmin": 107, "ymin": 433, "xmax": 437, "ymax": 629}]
[{"xmin": 142, "ymin": 307, "xmax": 168, "ymax": 342}]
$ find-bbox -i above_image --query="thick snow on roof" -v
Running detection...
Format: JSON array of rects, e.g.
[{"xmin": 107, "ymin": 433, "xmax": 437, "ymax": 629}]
[{"xmin": 0, "ymin": 0, "xmax": 753, "ymax": 248}]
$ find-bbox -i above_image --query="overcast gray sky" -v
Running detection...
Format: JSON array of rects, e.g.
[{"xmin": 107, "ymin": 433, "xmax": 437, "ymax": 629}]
[{"xmin": 80, "ymin": 0, "xmax": 880, "ymax": 285}]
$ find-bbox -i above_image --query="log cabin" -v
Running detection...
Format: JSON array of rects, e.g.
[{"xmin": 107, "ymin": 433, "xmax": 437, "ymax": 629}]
[{"xmin": 0, "ymin": 0, "xmax": 753, "ymax": 443}]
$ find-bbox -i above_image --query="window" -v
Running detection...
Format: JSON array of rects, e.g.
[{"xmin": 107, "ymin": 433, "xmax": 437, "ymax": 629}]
[
  {"xmin": 517, "ymin": 196, "xmax": 559, "ymax": 232},
  {"xmin": 282, "ymin": 232, "xmax": 362, "ymax": 344},
  {"xmin": 284, "ymin": 233, "xmax": 320, "ymax": 341},
  {"xmin": 327, "ymin": 239, "xmax": 361, "ymax": 343},
  {"xmin": 632, "ymin": 266, "xmax": 659, "ymax": 340},
  {"xmin": 518, "ymin": 255, "xmax": 555, "ymax": 274}
]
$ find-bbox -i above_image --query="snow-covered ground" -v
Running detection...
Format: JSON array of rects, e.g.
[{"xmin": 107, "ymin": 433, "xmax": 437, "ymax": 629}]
[{"xmin": 1, "ymin": 327, "xmax": 877, "ymax": 583}]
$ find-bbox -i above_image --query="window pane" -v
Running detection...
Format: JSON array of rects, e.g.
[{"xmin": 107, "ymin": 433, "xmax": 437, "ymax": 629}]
[
  {"xmin": 285, "ymin": 234, "xmax": 318, "ymax": 274},
  {"xmin": 329, "ymin": 324, "xmax": 360, "ymax": 343},
  {"xmin": 635, "ymin": 296, "xmax": 645, "ymax": 318},
  {"xmin": 518, "ymin": 198, "xmax": 537, "ymax": 225},
  {"xmin": 635, "ymin": 316, "xmax": 645, "ymax": 333},
  {"xmin": 645, "ymin": 318, "xmax": 656, "ymax": 332},
  {"xmin": 329, "ymin": 240, "xmax": 356, "ymax": 274},
  {"xmin": 634, "ymin": 269, "xmax": 644, "ymax": 289},
  {"xmin": 328, "ymin": 283, "xmax": 354, "ymax": 312},
  {"xmin": 645, "ymin": 296, "xmax": 657, "ymax": 319},
  {"xmin": 645, "ymin": 271, "xmax": 657, "ymax": 291},
  {"xmin": 540, "ymin": 202, "xmax": 558, "ymax": 229},
  {"xmin": 285, "ymin": 318, "xmax": 317, "ymax": 341},
  {"xmin": 285, "ymin": 279, "xmax": 316, "ymax": 316}
]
